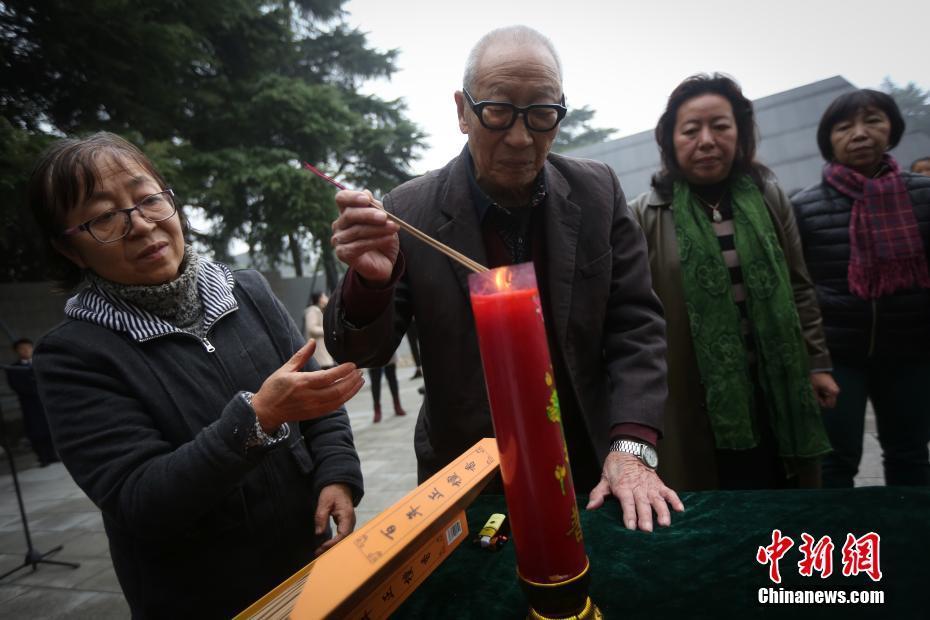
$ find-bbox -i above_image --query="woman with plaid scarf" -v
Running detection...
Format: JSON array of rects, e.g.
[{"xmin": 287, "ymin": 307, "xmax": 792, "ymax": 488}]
[{"xmin": 792, "ymin": 90, "xmax": 930, "ymax": 488}]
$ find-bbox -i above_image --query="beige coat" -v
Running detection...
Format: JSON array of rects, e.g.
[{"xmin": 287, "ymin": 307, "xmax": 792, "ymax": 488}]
[
  {"xmin": 303, "ymin": 304, "xmax": 334, "ymax": 368},
  {"xmin": 629, "ymin": 178, "xmax": 831, "ymax": 490}
]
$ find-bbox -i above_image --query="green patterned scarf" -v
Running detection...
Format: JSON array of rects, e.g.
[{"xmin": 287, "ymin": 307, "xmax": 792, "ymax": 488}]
[{"xmin": 671, "ymin": 176, "xmax": 830, "ymax": 458}]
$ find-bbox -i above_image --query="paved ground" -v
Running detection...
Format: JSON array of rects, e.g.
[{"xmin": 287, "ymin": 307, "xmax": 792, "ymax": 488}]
[{"xmin": 0, "ymin": 368, "xmax": 888, "ymax": 619}]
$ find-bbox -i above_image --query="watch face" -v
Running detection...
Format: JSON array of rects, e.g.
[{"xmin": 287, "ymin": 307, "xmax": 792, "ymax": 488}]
[{"xmin": 642, "ymin": 445, "xmax": 659, "ymax": 469}]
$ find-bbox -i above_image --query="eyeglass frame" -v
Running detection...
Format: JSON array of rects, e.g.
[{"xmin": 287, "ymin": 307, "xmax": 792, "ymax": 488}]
[
  {"xmin": 60, "ymin": 189, "xmax": 178, "ymax": 244},
  {"xmin": 462, "ymin": 88, "xmax": 568, "ymax": 132}
]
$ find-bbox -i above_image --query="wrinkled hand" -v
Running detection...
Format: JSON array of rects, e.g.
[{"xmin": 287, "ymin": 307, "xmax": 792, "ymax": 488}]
[
  {"xmin": 331, "ymin": 189, "xmax": 400, "ymax": 286},
  {"xmin": 251, "ymin": 340, "xmax": 364, "ymax": 432},
  {"xmin": 810, "ymin": 372, "xmax": 840, "ymax": 409},
  {"xmin": 586, "ymin": 452, "xmax": 684, "ymax": 532},
  {"xmin": 314, "ymin": 483, "xmax": 356, "ymax": 556}
]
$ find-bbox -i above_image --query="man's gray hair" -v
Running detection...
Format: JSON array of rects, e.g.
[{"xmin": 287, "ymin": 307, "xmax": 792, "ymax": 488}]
[{"xmin": 462, "ymin": 25, "xmax": 563, "ymax": 93}]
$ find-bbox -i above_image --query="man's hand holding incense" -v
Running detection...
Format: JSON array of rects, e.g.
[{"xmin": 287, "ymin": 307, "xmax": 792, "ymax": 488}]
[
  {"xmin": 586, "ymin": 452, "xmax": 684, "ymax": 532},
  {"xmin": 332, "ymin": 190, "xmax": 400, "ymax": 287}
]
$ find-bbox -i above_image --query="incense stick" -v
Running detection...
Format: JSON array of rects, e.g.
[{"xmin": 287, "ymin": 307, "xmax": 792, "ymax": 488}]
[{"xmin": 303, "ymin": 162, "xmax": 488, "ymax": 274}]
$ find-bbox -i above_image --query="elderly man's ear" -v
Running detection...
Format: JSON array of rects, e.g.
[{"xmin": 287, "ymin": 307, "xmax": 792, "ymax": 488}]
[{"xmin": 454, "ymin": 91, "xmax": 469, "ymax": 134}]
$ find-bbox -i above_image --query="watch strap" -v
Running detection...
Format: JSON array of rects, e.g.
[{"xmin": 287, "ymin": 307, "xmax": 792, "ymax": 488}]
[
  {"xmin": 609, "ymin": 439, "xmax": 644, "ymax": 456},
  {"xmin": 241, "ymin": 391, "xmax": 290, "ymax": 450},
  {"xmin": 609, "ymin": 438, "xmax": 658, "ymax": 469}
]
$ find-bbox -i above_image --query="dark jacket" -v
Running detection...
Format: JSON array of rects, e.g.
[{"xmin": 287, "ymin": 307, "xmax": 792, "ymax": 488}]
[
  {"xmin": 629, "ymin": 177, "xmax": 831, "ymax": 490},
  {"xmin": 326, "ymin": 151, "xmax": 668, "ymax": 482},
  {"xmin": 34, "ymin": 268, "xmax": 362, "ymax": 619},
  {"xmin": 791, "ymin": 171, "xmax": 930, "ymax": 362}
]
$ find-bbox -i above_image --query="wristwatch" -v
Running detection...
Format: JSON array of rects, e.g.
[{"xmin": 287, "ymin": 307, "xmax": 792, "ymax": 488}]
[
  {"xmin": 609, "ymin": 439, "xmax": 659, "ymax": 469},
  {"xmin": 241, "ymin": 391, "xmax": 290, "ymax": 450}
]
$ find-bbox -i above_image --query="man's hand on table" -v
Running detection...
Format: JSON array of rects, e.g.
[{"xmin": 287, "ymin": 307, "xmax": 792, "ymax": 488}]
[{"xmin": 586, "ymin": 452, "xmax": 684, "ymax": 533}]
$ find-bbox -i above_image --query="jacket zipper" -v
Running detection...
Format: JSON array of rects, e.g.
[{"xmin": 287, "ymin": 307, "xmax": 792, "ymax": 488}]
[
  {"xmin": 138, "ymin": 307, "xmax": 237, "ymax": 352},
  {"xmin": 868, "ymin": 300, "xmax": 877, "ymax": 357},
  {"xmin": 139, "ymin": 310, "xmax": 239, "ymax": 406}
]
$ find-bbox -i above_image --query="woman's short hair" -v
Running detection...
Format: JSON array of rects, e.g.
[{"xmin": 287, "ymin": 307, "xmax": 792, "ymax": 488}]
[
  {"xmin": 816, "ymin": 89, "xmax": 906, "ymax": 161},
  {"xmin": 910, "ymin": 156, "xmax": 930, "ymax": 172},
  {"xmin": 652, "ymin": 73, "xmax": 766, "ymax": 191},
  {"xmin": 310, "ymin": 291, "xmax": 323, "ymax": 306},
  {"xmin": 28, "ymin": 132, "xmax": 180, "ymax": 289}
]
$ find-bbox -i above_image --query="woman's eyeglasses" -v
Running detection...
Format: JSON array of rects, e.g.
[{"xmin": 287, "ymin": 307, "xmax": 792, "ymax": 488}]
[{"xmin": 61, "ymin": 189, "xmax": 177, "ymax": 244}]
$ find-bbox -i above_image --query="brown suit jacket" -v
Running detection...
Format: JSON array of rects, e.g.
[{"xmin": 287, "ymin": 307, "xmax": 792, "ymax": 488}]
[{"xmin": 326, "ymin": 150, "xmax": 668, "ymax": 481}]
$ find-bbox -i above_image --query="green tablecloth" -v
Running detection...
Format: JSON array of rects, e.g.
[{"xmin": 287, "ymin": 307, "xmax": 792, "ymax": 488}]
[{"xmin": 393, "ymin": 488, "xmax": 928, "ymax": 619}]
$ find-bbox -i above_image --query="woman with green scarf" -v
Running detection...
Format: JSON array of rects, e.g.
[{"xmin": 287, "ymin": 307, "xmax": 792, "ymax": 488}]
[{"xmin": 629, "ymin": 74, "xmax": 837, "ymax": 491}]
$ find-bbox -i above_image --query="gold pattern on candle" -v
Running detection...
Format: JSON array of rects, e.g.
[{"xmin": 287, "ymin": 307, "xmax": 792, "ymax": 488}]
[
  {"xmin": 545, "ymin": 371, "xmax": 561, "ymax": 423},
  {"xmin": 554, "ymin": 464, "xmax": 567, "ymax": 495},
  {"xmin": 567, "ymin": 504, "xmax": 583, "ymax": 543}
]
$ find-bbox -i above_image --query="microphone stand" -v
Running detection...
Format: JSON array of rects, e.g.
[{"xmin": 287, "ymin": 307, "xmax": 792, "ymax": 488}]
[{"xmin": 0, "ymin": 400, "xmax": 80, "ymax": 580}]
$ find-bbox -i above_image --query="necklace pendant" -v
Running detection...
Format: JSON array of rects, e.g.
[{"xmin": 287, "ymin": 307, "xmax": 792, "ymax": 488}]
[{"xmin": 712, "ymin": 209, "xmax": 722, "ymax": 223}]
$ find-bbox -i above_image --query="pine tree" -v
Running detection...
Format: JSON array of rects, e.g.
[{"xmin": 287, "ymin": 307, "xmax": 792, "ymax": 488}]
[
  {"xmin": 552, "ymin": 105, "xmax": 617, "ymax": 153},
  {"xmin": 0, "ymin": 0, "xmax": 424, "ymax": 283},
  {"xmin": 882, "ymin": 77, "xmax": 930, "ymax": 136}
]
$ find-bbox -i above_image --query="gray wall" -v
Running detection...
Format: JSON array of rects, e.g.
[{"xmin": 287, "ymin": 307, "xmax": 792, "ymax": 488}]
[
  {"xmin": 568, "ymin": 75, "xmax": 930, "ymax": 199},
  {"xmin": 259, "ymin": 272, "xmax": 322, "ymax": 333}
]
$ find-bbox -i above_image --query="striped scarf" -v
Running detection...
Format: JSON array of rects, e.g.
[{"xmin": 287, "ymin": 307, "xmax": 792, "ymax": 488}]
[
  {"xmin": 88, "ymin": 246, "xmax": 204, "ymax": 334},
  {"xmin": 824, "ymin": 155, "xmax": 930, "ymax": 300},
  {"xmin": 66, "ymin": 249, "xmax": 238, "ymax": 343}
]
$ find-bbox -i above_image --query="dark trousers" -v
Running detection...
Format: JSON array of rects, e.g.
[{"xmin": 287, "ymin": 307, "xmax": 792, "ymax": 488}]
[
  {"xmin": 407, "ymin": 321, "xmax": 422, "ymax": 368},
  {"xmin": 714, "ymin": 380, "xmax": 820, "ymax": 490},
  {"xmin": 369, "ymin": 364, "xmax": 399, "ymax": 405},
  {"xmin": 822, "ymin": 359, "xmax": 930, "ymax": 487}
]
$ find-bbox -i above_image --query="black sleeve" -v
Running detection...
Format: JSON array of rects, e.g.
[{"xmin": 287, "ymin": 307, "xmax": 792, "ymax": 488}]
[{"xmin": 34, "ymin": 332, "xmax": 262, "ymax": 541}]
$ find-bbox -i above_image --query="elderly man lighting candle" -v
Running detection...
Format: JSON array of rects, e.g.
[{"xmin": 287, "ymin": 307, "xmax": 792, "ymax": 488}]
[{"xmin": 325, "ymin": 25, "xmax": 683, "ymax": 532}]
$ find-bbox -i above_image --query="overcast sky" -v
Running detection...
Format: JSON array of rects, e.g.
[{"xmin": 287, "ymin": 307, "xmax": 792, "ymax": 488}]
[{"xmin": 342, "ymin": 0, "xmax": 928, "ymax": 175}]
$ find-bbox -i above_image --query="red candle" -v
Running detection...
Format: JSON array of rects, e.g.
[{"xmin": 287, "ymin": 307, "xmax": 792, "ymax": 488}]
[{"xmin": 469, "ymin": 263, "xmax": 587, "ymax": 586}]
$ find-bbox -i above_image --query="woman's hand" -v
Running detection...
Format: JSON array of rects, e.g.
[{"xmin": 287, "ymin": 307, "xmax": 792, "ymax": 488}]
[
  {"xmin": 251, "ymin": 340, "xmax": 364, "ymax": 432},
  {"xmin": 811, "ymin": 372, "xmax": 840, "ymax": 409},
  {"xmin": 314, "ymin": 483, "xmax": 356, "ymax": 556}
]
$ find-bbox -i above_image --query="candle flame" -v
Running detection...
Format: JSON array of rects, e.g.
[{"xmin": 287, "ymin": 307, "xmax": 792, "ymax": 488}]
[{"xmin": 493, "ymin": 266, "xmax": 512, "ymax": 291}]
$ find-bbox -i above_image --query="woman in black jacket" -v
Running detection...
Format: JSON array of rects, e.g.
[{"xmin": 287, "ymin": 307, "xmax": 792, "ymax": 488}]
[
  {"xmin": 792, "ymin": 90, "xmax": 930, "ymax": 488},
  {"xmin": 29, "ymin": 132, "xmax": 366, "ymax": 618}
]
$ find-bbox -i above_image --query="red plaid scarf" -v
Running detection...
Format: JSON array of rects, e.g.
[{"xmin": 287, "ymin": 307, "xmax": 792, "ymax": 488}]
[{"xmin": 824, "ymin": 155, "xmax": 930, "ymax": 299}]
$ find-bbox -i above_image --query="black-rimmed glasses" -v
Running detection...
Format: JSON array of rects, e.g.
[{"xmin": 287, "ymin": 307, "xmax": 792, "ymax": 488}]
[
  {"xmin": 462, "ymin": 88, "xmax": 567, "ymax": 132},
  {"xmin": 61, "ymin": 189, "xmax": 177, "ymax": 244}
]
